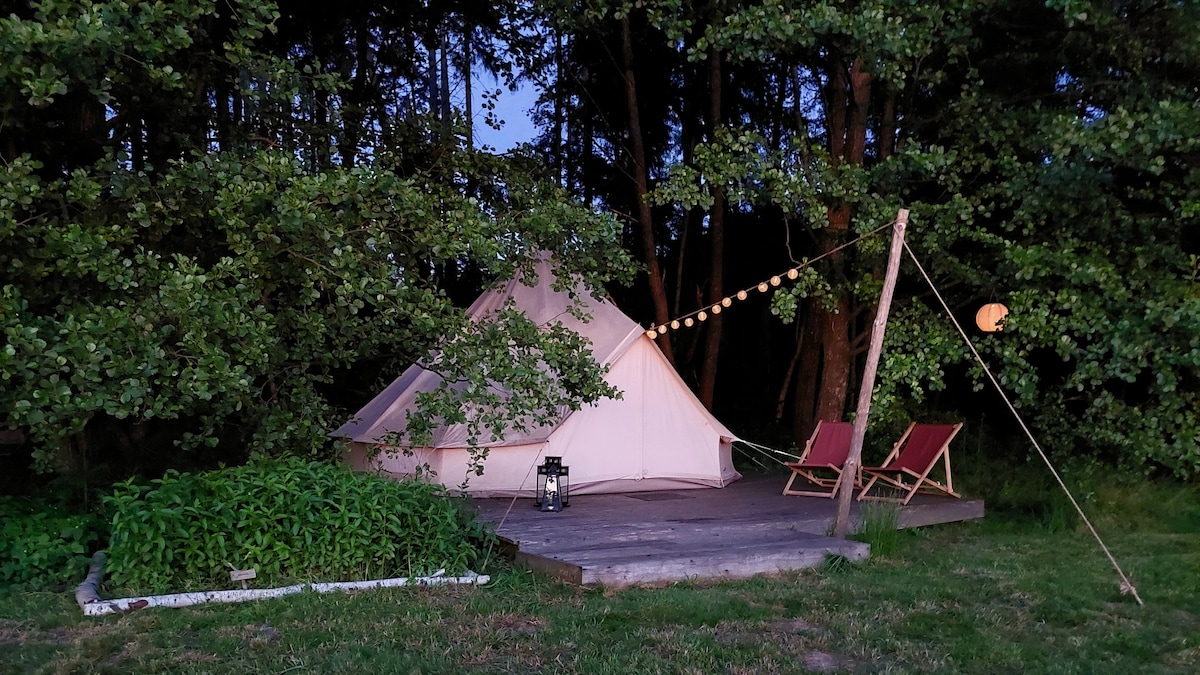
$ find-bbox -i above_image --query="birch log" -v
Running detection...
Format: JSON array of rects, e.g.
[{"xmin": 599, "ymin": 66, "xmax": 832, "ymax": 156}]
[{"xmin": 76, "ymin": 562, "xmax": 489, "ymax": 617}]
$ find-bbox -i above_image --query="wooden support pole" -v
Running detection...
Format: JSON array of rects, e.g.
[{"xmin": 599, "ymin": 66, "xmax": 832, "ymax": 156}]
[{"xmin": 833, "ymin": 209, "xmax": 908, "ymax": 539}]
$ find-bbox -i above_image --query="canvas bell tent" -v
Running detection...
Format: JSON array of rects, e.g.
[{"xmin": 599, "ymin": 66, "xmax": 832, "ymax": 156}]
[{"xmin": 331, "ymin": 256, "xmax": 741, "ymax": 497}]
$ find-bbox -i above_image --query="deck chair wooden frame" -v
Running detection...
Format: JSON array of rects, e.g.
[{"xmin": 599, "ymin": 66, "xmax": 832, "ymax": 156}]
[
  {"xmin": 782, "ymin": 421, "xmax": 858, "ymax": 498},
  {"xmin": 858, "ymin": 422, "xmax": 963, "ymax": 505}
]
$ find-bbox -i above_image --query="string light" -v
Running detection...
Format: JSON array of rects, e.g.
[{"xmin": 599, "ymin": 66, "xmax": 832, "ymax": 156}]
[{"xmin": 641, "ymin": 218, "xmax": 896, "ymax": 337}]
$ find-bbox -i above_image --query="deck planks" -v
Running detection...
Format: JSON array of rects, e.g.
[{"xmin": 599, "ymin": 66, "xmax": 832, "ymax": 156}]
[{"xmin": 474, "ymin": 472, "xmax": 984, "ymax": 586}]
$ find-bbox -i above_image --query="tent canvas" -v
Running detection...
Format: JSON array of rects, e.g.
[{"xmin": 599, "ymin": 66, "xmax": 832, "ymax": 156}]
[{"xmin": 332, "ymin": 256, "xmax": 741, "ymax": 497}]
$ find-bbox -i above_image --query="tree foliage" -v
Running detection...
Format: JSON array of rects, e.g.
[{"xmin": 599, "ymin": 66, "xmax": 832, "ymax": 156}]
[
  {"xmin": 534, "ymin": 0, "xmax": 1199, "ymax": 477},
  {"xmin": 0, "ymin": 0, "xmax": 633, "ymax": 480},
  {"xmin": 2, "ymin": 0, "xmax": 1197, "ymax": 484}
]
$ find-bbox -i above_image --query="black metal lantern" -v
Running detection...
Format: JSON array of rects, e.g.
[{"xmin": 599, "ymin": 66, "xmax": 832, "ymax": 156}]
[{"xmin": 534, "ymin": 456, "xmax": 570, "ymax": 512}]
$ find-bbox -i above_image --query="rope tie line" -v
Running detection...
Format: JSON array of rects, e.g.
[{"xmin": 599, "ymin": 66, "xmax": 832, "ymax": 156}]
[
  {"xmin": 731, "ymin": 440, "xmax": 793, "ymax": 472},
  {"xmin": 647, "ymin": 221, "xmax": 895, "ymax": 336},
  {"xmin": 481, "ymin": 445, "xmax": 548, "ymax": 570},
  {"xmin": 903, "ymin": 240, "xmax": 1145, "ymax": 606},
  {"xmin": 736, "ymin": 439, "xmax": 800, "ymax": 464}
]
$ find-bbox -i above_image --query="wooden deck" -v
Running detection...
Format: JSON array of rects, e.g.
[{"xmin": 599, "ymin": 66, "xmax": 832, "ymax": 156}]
[{"xmin": 474, "ymin": 473, "xmax": 984, "ymax": 586}]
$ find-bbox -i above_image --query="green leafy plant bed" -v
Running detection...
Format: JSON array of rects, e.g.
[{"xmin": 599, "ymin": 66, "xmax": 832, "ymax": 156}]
[
  {"xmin": 0, "ymin": 498, "xmax": 104, "ymax": 588},
  {"xmin": 103, "ymin": 460, "xmax": 492, "ymax": 593}
]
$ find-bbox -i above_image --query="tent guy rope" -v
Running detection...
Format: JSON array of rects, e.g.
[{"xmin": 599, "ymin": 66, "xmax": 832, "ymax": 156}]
[
  {"xmin": 481, "ymin": 446, "xmax": 550, "ymax": 570},
  {"xmin": 903, "ymin": 240, "xmax": 1145, "ymax": 607},
  {"xmin": 736, "ymin": 439, "xmax": 800, "ymax": 464}
]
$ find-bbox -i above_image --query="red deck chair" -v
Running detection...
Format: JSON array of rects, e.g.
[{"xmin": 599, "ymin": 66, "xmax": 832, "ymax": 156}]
[
  {"xmin": 858, "ymin": 422, "xmax": 963, "ymax": 505},
  {"xmin": 782, "ymin": 421, "xmax": 857, "ymax": 498}
]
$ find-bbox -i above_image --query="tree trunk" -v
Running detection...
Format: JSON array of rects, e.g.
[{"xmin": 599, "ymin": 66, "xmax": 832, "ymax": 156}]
[
  {"xmin": 620, "ymin": 16, "xmax": 675, "ymax": 364},
  {"xmin": 844, "ymin": 58, "xmax": 871, "ymax": 163},
  {"xmin": 673, "ymin": 86, "xmax": 699, "ymax": 317},
  {"xmin": 340, "ymin": 18, "xmax": 373, "ymax": 168},
  {"xmin": 439, "ymin": 29, "xmax": 452, "ymax": 136},
  {"xmin": 793, "ymin": 305, "xmax": 822, "ymax": 439},
  {"xmin": 215, "ymin": 81, "xmax": 230, "ymax": 152},
  {"xmin": 698, "ymin": 46, "xmax": 725, "ymax": 410},
  {"xmin": 814, "ymin": 290, "xmax": 852, "ymax": 423},
  {"xmin": 464, "ymin": 29, "xmax": 473, "ymax": 148},
  {"xmin": 427, "ymin": 35, "xmax": 440, "ymax": 127},
  {"xmin": 553, "ymin": 30, "xmax": 563, "ymax": 185},
  {"xmin": 775, "ymin": 325, "xmax": 806, "ymax": 421},
  {"xmin": 880, "ymin": 90, "xmax": 896, "ymax": 160},
  {"xmin": 795, "ymin": 55, "xmax": 873, "ymax": 444}
]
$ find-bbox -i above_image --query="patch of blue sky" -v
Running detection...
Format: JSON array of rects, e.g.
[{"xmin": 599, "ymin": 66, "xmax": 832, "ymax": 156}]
[{"xmin": 472, "ymin": 72, "xmax": 540, "ymax": 153}]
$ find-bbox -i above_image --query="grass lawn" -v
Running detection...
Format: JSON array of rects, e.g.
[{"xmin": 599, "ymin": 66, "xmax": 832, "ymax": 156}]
[{"xmin": 2, "ymin": 484, "xmax": 1198, "ymax": 673}]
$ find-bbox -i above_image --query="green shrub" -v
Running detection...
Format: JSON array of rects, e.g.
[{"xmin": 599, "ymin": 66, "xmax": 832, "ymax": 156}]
[
  {"xmin": 0, "ymin": 498, "xmax": 104, "ymax": 588},
  {"xmin": 104, "ymin": 459, "xmax": 493, "ymax": 593}
]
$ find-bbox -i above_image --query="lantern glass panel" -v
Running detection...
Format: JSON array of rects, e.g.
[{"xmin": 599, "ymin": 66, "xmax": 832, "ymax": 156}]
[{"xmin": 535, "ymin": 457, "xmax": 570, "ymax": 511}]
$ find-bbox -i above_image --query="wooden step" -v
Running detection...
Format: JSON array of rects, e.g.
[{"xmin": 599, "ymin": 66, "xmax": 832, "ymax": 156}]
[{"xmin": 513, "ymin": 532, "xmax": 868, "ymax": 587}]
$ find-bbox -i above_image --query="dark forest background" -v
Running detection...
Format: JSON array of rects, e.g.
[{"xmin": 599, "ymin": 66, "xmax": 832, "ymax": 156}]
[{"xmin": 2, "ymin": 0, "xmax": 1197, "ymax": 497}]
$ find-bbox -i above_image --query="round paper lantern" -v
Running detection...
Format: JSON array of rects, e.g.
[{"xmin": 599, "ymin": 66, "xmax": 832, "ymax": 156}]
[{"xmin": 975, "ymin": 302, "xmax": 1009, "ymax": 332}]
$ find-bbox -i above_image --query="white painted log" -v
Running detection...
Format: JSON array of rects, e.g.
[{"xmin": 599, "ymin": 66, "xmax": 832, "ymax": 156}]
[
  {"xmin": 309, "ymin": 570, "xmax": 490, "ymax": 593},
  {"xmin": 83, "ymin": 584, "xmax": 309, "ymax": 616},
  {"xmin": 79, "ymin": 568, "xmax": 490, "ymax": 617},
  {"xmin": 309, "ymin": 569, "xmax": 446, "ymax": 592}
]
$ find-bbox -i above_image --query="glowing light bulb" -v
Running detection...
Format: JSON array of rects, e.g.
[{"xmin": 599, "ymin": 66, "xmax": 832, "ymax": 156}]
[
  {"xmin": 736, "ymin": 290, "xmax": 748, "ymax": 301},
  {"xmin": 646, "ymin": 329, "xmax": 657, "ymax": 338},
  {"xmin": 697, "ymin": 311, "xmax": 707, "ymax": 321},
  {"xmin": 684, "ymin": 318, "xmax": 694, "ymax": 327},
  {"xmin": 712, "ymin": 304, "xmax": 722, "ymax": 314},
  {"xmin": 722, "ymin": 297, "xmax": 732, "ymax": 307},
  {"xmin": 757, "ymin": 282, "xmax": 769, "ymax": 293},
  {"xmin": 670, "ymin": 320, "xmax": 680, "ymax": 330},
  {"xmin": 787, "ymin": 268, "xmax": 799, "ymax": 280},
  {"xmin": 657, "ymin": 325, "xmax": 668, "ymax": 334}
]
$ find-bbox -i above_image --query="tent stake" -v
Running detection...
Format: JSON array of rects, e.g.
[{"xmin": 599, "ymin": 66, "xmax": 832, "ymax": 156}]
[{"xmin": 833, "ymin": 209, "xmax": 908, "ymax": 538}]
